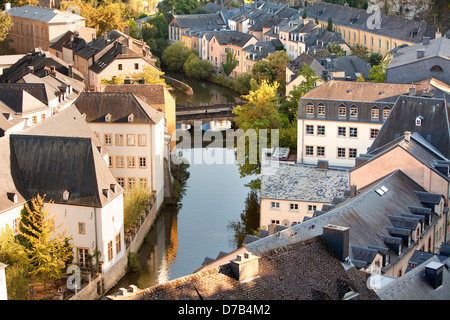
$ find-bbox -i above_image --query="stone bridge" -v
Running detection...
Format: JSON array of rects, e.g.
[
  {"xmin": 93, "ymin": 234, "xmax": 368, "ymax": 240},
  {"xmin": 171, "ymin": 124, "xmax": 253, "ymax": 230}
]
[{"xmin": 176, "ymin": 102, "xmax": 244, "ymax": 127}]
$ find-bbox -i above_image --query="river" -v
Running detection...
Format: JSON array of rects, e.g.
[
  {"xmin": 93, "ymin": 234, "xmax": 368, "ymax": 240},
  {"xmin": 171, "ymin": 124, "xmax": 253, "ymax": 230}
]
[{"xmin": 107, "ymin": 77, "xmax": 258, "ymax": 295}]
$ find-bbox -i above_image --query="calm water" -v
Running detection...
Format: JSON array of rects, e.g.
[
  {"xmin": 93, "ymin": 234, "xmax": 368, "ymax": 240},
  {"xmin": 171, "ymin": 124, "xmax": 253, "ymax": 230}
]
[
  {"xmin": 108, "ymin": 147, "xmax": 259, "ymax": 293},
  {"xmin": 168, "ymin": 72, "xmax": 242, "ymax": 107}
]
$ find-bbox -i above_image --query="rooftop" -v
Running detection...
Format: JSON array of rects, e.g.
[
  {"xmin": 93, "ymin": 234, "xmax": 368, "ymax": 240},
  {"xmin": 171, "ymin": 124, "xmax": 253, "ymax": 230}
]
[
  {"xmin": 73, "ymin": 92, "xmax": 164, "ymax": 124},
  {"xmin": 110, "ymin": 235, "xmax": 378, "ymax": 300},
  {"xmin": 368, "ymin": 95, "xmax": 450, "ymax": 158},
  {"xmin": 261, "ymin": 163, "xmax": 349, "ymax": 202},
  {"xmin": 4, "ymin": 5, "xmax": 85, "ymax": 24},
  {"xmin": 247, "ymin": 170, "xmax": 441, "ymax": 273},
  {"xmin": 388, "ymin": 36, "xmax": 450, "ymax": 69},
  {"xmin": 306, "ymin": 2, "xmax": 436, "ymax": 43}
]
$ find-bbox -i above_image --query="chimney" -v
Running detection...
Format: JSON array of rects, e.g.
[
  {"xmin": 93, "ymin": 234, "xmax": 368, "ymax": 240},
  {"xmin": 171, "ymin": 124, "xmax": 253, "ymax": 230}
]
[
  {"xmin": 127, "ymin": 35, "xmax": 133, "ymax": 49},
  {"xmin": 124, "ymin": 26, "xmax": 130, "ymax": 36},
  {"xmin": 404, "ymin": 131, "xmax": 411, "ymax": 142},
  {"xmin": 121, "ymin": 43, "xmax": 127, "ymax": 54},
  {"xmin": 68, "ymin": 64, "xmax": 73, "ymax": 78},
  {"xmin": 317, "ymin": 159, "xmax": 329, "ymax": 170},
  {"xmin": 124, "ymin": 78, "xmax": 131, "ymax": 84},
  {"xmin": 321, "ymin": 224, "xmax": 349, "ymax": 262},
  {"xmin": 138, "ymin": 78, "xmax": 145, "ymax": 84},
  {"xmin": 4, "ymin": 2, "xmax": 11, "ymax": 10},
  {"xmin": 425, "ymin": 261, "xmax": 444, "ymax": 289},
  {"xmin": 28, "ymin": 66, "xmax": 34, "ymax": 74},
  {"xmin": 417, "ymin": 49, "xmax": 425, "ymax": 59},
  {"xmin": 268, "ymin": 223, "xmax": 277, "ymax": 235},
  {"xmin": 409, "ymin": 85, "xmax": 415, "ymax": 96},
  {"xmin": 435, "ymin": 29, "xmax": 442, "ymax": 39},
  {"xmin": 422, "ymin": 36, "xmax": 430, "ymax": 45},
  {"xmin": 229, "ymin": 252, "xmax": 260, "ymax": 283},
  {"xmin": 350, "ymin": 184, "xmax": 357, "ymax": 197},
  {"xmin": 104, "ymin": 32, "xmax": 108, "ymax": 41}
]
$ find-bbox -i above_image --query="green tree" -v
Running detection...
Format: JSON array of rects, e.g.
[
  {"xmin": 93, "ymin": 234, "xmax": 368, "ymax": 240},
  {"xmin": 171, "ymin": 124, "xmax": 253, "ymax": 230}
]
[
  {"xmin": 222, "ymin": 48, "xmax": 238, "ymax": 76},
  {"xmin": 123, "ymin": 184, "xmax": 153, "ymax": 231},
  {"xmin": 315, "ymin": 16, "xmax": 319, "ymax": 24},
  {"xmin": 368, "ymin": 55, "xmax": 391, "ymax": 82},
  {"xmin": 368, "ymin": 52, "xmax": 383, "ymax": 66},
  {"xmin": 351, "ymin": 44, "xmax": 369, "ymax": 61},
  {"xmin": 326, "ymin": 42, "xmax": 345, "ymax": 56},
  {"xmin": 19, "ymin": 195, "xmax": 73, "ymax": 290},
  {"xmin": 302, "ymin": 9, "xmax": 307, "ymax": 19},
  {"xmin": 251, "ymin": 50, "xmax": 290, "ymax": 95},
  {"xmin": 327, "ymin": 17, "xmax": 333, "ymax": 31},
  {"xmin": 162, "ymin": 41, "xmax": 194, "ymax": 72},
  {"xmin": 233, "ymin": 80, "xmax": 281, "ymax": 180},
  {"xmin": 184, "ymin": 53, "xmax": 214, "ymax": 80},
  {"xmin": 0, "ymin": 13, "xmax": 15, "ymax": 57},
  {"xmin": 232, "ymin": 72, "xmax": 252, "ymax": 95},
  {"xmin": 0, "ymin": 226, "xmax": 29, "ymax": 300}
]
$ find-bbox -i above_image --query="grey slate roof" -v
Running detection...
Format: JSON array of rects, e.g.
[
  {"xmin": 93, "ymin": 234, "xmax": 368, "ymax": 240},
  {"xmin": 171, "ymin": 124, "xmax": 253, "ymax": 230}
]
[
  {"xmin": 260, "ymin": 163, "xmax": 349, "ymax": 202},
  {"xmin": 0, "ymin": 88, "xmax": 48, "ymax": 114},
  {"xmin": 377, "ymin": 256, "xmax": 450, "ymax": 300},
  {"xmin": 0, "ymin": 48, "xmax": 84, "ymax": 83},
  {"xmin": 368, "ymin": 95, "xmax": 450, "ymax": 159},
  {"xmin": 212, "ymin": 31, "xmax": 256, "ymax": 47},
  {"xmin": 172, "ymin": 13, "xmax": 226, "ymax": 29},
  {"xmin": 4, "ymin": 5, "xmax": 85, "ymax": 24},
  {"xmin": 388, "ymin": 37, "xmax": 450, "ymax": 69},
  {"xmin": 111, "ymin": 235, "xmax": 378, "ymax": 300},
  {"xmin": 73, "ymin": 92, "xmax": 164, "ymax": 124},
  {"xmin": 306, "ymin": 2, "xmax": 436, "ymax": 44},
  {"xmin": 0, "ymin": 83, "xmax": 53, "ymax": 106},
  {"xmin": 247, "ymin": 170, "xmax": 441, "ymax": 274},
  {"xmin": 316, "ymin": 55, "xmax": 372, "ymax": 81},
  {"xmin": 242, "ymin": 39, "xmax": 282, "ymax": 61},
  {"xmin": 74, "ymin": 31, "xmax": 123, "ymax": 60},
  {"xmin": 0, "ymin": 136, "xmax": 28, "ymax": 213},
  {"xmin": 0, "ymin": 101, "xmax": 26, "ymax": 135}
]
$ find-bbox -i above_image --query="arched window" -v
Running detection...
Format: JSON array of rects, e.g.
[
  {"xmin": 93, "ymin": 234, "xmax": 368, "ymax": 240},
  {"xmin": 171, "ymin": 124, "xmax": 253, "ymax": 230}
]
[
  {"xmin": 430, "ymin": 65, "xmax": 443, "ymax": 73},
  {"xmin": 350, "ymin": 105, "xmax": 358, "ymax": 118},
  {"xmin": 317, "ymin": 103, "xmax": 325, "ymax": 116},
  {"xmin": 306, "ymin": 103, "xmax": 314, "ymax": 115},
  {"xmin": 338, "ymin": 104, "xmax": 347, "ymax": 117},
  {"xmin": 382, "ymin": 107, "xmax": 391, "ymax": 120},
  {"xmin": 371, "ymin": 106, "xmax": 379, "ymax": 119}
]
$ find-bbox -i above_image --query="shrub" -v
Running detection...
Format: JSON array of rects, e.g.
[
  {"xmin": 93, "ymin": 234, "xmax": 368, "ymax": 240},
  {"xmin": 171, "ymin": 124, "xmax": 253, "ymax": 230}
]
[{"xmin": 123, "ymin": 185, "xmax": 152, "ymax": 230}]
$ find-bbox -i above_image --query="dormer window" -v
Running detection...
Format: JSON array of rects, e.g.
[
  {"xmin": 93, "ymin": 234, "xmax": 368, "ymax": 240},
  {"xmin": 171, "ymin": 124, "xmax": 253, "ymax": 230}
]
[
  {"xmin": 128, "ymin": 113, "xmax": 134, "ymax": 123},
  {"xmin": 382, "ymin": 107, "xmax": 391, "ymax": 120},
  {"xmin": 105, "ymin": 113, "xmax": 112, "ymax": 122},
  {"xmin": 110, "ymin": 184, "xmax": 117, "ymax": 193},
  {"xmin": 415, "ymin": 116, "xmax": 423, "ymax": 126},
  {"xmin": 350, "ymin": 105, "xmax": 358, "ymax": 118},
  {"xmin": 371, "ymin": 106, "xmax": 379, "ymax": 119},
  {"xmin": 7, "ymin": 192, "xmax": 17, "ymax": 203},
  {"xmin": 3, "ymin": 113, "xmax": 12, "ymax": 121},
  {"xmin": 102, "ymin": 189, "xmax": 110, "ymax": 198},
  {"xmin": 63, "ymin": 190, "xmax": 70, "ymax": 201}
]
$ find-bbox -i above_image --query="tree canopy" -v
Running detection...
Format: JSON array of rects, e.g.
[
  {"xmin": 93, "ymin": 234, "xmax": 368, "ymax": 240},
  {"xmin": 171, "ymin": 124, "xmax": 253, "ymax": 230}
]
[{"xmin": 162, "ymin": 41, "xmax": 195, "ymax": 73}]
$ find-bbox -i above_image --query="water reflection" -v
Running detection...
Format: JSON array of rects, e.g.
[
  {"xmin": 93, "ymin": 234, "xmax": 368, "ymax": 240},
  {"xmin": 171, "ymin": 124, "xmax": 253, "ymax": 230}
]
[
  {"xmin": 168, "ymin": 72, "xmax": 242, "ymax": 107},
  {"xmin": 176, "ymin": 120, "xmax": 233, "ymax": 132},
  {"xmin": 227, "ymin": 189, "xmax": 261, "ymax": 249},
  {"xmin": 108, "ymin": 147, "xmax": 258, "ymax": 294}
]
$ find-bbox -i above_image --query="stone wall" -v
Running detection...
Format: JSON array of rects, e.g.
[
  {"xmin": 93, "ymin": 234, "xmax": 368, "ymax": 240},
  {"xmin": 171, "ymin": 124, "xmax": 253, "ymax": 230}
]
[{"xmin": 69, "ymin": 198, "xmax": 160, "ymax": 300}]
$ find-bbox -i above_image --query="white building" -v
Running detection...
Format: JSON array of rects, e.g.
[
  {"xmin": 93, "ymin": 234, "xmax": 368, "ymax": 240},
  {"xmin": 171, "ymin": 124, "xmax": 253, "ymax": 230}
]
[
  {"xmin": 296, "ymin": 80, "xmax": 435, "ymax": 167},
  {"xmin": 73, "ymin": 92, "xmax": 166, "ymax": 209},
  {"xmin": 0, "ymin": 105, "xmax": 126, "ymax": 274}
]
